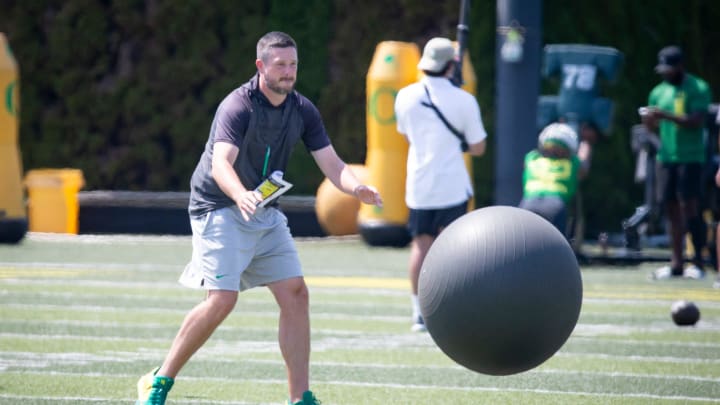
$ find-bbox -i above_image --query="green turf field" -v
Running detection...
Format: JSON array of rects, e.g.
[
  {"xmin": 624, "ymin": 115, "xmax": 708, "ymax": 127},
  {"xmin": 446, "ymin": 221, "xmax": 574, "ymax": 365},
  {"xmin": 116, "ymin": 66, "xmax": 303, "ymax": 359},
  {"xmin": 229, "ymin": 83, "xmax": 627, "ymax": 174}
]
[{"xmin": 1, "ymin": 233, "xmax": 719, "ymax": 404}]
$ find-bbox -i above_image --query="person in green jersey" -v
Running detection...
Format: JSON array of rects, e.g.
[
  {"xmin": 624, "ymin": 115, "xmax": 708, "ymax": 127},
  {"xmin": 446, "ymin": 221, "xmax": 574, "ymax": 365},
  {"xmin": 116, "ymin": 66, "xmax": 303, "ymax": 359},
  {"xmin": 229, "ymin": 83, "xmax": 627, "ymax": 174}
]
[
  {"xmin": 642, "ymin": 46, "xmax": 712, "ymax": 280},
  {"xmin": 519, "ymin": 122, "xmax": 593, "ymax": 235}
]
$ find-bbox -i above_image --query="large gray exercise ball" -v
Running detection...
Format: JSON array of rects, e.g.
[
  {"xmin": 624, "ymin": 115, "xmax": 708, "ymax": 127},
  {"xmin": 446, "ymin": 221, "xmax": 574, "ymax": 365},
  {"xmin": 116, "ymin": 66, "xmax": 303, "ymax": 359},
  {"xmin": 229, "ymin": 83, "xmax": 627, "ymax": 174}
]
[{"xmin": 418, "ymin": 205, "xmax": 583, "ymax": 376}]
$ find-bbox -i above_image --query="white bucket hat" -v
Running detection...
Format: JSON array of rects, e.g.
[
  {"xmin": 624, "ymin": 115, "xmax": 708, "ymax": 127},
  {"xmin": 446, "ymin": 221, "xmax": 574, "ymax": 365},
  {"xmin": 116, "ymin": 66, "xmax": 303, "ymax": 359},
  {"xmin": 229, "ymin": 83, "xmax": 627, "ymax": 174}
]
[{"xmin": 417, "ymin": 37, "xmax": 456, "ymax": 73}]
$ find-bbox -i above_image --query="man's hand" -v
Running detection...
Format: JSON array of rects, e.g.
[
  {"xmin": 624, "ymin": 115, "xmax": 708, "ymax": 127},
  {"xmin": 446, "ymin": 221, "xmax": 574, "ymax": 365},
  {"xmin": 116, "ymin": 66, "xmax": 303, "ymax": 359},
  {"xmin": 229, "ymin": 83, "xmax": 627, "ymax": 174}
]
[
  {"xmin": 646, "ymin": 106, "xmax": 672, "ymax": 121},
  {"xmin": 646, "ymin": 106, "xmax": 683, "ymax": 123},
  {"xmin": 353, "ymin": 185, "xmax": 383, "ymax": 207},
  {"xmin": 234, "ymin": 190, "xmax": 263, "ymax": 221},
  {"xmin": 645, "ymin": 107, "xmax": 704, "ymax": 129}
]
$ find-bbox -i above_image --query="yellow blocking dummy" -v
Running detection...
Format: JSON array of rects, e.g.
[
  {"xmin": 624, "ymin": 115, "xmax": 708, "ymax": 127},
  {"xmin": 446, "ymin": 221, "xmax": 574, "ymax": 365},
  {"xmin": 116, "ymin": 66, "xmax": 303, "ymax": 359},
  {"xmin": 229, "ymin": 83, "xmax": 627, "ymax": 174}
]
[
  {"xmin": 358, "ymin": 41, "xmax": 418, "ymax": 247},
  {"xmin": 0, "ymin": 32, "xmax": 27, "ymax": 243}
]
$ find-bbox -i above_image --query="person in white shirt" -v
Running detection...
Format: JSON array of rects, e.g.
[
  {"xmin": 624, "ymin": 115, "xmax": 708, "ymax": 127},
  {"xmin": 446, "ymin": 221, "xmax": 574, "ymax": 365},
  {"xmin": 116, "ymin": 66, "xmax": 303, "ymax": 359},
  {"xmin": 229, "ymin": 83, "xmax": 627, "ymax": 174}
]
[{"xmin": 394, "ymin": 37, "xmax": 488, "ymax": 331}]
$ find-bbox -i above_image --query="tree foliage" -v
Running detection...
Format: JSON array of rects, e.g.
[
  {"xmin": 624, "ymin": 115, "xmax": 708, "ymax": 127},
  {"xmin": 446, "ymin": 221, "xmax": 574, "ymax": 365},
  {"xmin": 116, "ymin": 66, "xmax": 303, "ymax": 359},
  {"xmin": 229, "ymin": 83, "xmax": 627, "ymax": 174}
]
[{"xmin": 1, "ymin": 0, "xmax": 718, "ymax": 235}]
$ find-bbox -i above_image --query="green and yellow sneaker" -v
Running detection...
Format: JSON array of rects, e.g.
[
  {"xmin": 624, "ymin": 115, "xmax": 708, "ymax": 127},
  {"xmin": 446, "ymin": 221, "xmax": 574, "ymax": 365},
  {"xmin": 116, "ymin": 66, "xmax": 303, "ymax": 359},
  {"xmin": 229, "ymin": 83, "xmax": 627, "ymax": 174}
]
[
  {"xmin": 136, "ymin": 367, "xmax": 174, "ymax": 405},
  {"xmin": 287, "ymin": 390, "xmax": 322, "ymax": 405}
]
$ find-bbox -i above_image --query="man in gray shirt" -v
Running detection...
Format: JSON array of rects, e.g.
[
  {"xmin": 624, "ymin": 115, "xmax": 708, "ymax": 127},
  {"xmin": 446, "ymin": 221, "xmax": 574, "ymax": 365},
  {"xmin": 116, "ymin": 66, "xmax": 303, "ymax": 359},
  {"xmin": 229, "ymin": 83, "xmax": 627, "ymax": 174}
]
[{"xmin": 135, "ymin": 31, "xmax": 382, "ymax": 405}]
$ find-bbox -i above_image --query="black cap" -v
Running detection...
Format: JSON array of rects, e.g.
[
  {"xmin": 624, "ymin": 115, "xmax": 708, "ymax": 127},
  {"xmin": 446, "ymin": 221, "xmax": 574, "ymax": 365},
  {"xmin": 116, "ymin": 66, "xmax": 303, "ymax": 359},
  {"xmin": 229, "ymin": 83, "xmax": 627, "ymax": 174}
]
[{"xmin": 655, "ymin": 46, "xmax": 683, "ymax": 73}]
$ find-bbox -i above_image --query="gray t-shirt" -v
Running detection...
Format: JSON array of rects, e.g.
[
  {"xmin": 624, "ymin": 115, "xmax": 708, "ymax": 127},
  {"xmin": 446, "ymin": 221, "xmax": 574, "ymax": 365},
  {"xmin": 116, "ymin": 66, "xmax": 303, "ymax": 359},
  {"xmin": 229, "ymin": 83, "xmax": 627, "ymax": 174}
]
[{"xmin": 188, "ymin": 75, "xmax": 330, "ymax": 216}]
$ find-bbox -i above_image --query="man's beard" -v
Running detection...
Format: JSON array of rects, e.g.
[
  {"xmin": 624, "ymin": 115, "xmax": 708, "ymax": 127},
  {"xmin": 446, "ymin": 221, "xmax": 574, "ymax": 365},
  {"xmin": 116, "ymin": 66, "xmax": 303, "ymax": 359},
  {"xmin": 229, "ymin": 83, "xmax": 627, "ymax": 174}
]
[{"xmin": 266, "ymin": 77, "xmax": 295, "ymax": 95}]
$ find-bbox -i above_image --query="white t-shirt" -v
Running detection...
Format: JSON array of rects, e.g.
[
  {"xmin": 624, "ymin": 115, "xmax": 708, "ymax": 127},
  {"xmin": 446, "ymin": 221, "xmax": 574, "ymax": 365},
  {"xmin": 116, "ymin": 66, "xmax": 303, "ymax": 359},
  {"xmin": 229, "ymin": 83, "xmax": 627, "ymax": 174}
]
[
  {"xmin": 394, "ymin": 76, "xmax": 488, "ymax": 209},
  {"xmin": 716, "ymin": 105, "xmax": 720, "ymax": 124}
]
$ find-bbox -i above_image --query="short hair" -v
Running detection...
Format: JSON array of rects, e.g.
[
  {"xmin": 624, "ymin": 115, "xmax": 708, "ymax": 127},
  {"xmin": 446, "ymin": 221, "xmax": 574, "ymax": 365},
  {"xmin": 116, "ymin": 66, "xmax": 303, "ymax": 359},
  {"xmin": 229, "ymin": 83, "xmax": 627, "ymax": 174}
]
[
  {"xmin": 422, "ymin": 61, "xmax": 454, "ymax": 77},
  {"xmin": 256, "ymin": 31, "xmax": 297, "ymax": 62}
]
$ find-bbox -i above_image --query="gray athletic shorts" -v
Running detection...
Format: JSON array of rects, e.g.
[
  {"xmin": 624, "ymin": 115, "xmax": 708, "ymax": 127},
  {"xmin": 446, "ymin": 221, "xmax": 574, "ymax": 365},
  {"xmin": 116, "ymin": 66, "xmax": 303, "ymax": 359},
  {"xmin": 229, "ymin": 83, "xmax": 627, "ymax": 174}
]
[{"xmin": 179, "ymin": 205, "xmax": 302, "ymax": 292}]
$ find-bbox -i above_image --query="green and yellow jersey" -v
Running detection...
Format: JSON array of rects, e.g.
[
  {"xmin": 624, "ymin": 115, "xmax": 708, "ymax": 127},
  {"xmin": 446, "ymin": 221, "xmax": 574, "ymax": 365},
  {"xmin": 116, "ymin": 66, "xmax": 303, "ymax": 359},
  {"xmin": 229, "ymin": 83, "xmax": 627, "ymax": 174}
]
[
  {"xmin": 648, "ymin": 73, "xmax": 711, "ymax": 163},
  {"xmin": 522, "ymin": 150, "xmax": 581, "ymax": 204}
]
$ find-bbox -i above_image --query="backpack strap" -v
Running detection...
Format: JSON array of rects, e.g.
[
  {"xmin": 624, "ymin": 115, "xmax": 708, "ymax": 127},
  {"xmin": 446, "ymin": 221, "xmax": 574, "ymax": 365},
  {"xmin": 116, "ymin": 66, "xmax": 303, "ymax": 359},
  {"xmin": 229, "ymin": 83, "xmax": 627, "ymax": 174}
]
[{"xmin": 420, "ymin": 84, "xmax": 469, "ymax": 152}]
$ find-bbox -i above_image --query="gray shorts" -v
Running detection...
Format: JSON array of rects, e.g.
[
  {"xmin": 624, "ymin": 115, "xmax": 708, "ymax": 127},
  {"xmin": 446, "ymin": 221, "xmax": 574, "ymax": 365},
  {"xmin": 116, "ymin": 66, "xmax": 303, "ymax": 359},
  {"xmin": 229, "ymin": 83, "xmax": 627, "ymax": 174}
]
[{"xmin": 179, "ymin": 205, "xmax": 302, "ymax": 292}]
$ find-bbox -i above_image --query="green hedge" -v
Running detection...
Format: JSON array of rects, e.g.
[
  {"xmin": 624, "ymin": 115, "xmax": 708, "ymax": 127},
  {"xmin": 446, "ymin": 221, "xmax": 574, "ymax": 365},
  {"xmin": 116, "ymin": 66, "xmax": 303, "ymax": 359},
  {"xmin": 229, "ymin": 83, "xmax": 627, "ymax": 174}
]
[{"xmin": 1, "ymin": 0, "xmax": 718, "ymax": 236}]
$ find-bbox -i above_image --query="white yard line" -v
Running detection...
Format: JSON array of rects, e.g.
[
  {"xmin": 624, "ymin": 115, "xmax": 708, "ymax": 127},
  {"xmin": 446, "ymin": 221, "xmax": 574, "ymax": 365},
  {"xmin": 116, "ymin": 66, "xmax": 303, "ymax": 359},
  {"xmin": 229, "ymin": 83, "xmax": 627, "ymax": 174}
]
[
  {"xmin": 2, "ymin": 371, "xmax": 719, "ymax": 403},
  {"xmin": 2, "ymin": 331, "xmax": 720, "ymax": 365},
  {"xmin": 0, "ymin": 393, "xmax": 270, "ymax": 404},
  {"xmin": 3, "ymin": 351, "xmax": 719, "ymax": 382}
]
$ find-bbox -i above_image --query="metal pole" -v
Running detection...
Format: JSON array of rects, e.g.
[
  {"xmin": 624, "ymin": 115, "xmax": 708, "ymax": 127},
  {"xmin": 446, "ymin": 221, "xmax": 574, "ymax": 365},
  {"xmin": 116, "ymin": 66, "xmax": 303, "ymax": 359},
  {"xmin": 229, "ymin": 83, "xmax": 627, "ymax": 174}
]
[
  {"xmin": 451, "ymin": 0, "xmax": 470, "ymax": 87},
  {"xmin": 494, "ymin": 0, "xmax": 542, "ymax": 205}
]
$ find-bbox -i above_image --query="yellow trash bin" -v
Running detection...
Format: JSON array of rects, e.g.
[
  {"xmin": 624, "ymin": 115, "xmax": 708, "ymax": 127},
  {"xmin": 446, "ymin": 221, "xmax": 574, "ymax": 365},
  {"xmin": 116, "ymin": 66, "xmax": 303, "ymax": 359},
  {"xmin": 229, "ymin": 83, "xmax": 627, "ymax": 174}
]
[{"xmin": 24, "ymin": 169, "xmax": 85, "ymax": 234}]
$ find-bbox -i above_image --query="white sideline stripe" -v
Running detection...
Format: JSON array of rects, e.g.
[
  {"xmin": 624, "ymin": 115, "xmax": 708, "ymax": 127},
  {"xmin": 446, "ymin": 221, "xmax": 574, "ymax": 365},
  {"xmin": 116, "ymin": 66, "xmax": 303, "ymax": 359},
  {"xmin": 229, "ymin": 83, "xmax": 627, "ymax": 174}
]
[
  {"xmin": 2, "ymin": 332, "xmax": 720, "ymax": 367},
  {"xmin": 0, "ymin": 261, "xmax": 182, "ymax": 271},
  {"xmin": 325, "ymin": 380, "xmax": 720, "ymax": 403},
  {"xmin": 4, "ymin": 371, "xmax": 720, "ymax": 403},
  {"xmin": 4, "ymin": 302, "xmax": 718, "ymax": 334},
  {"xmin": 536, "ymin": 367, "xmax": 720, "ymax": 383},
  {"xmin": 0, "ymin": 278, "xmax": 189, "ymax": 289},
  {"xmin": 584, "ymin": 297, "xmax": 720, "ymax": 309},
  {"xmin": 574, "ymin": 322, "xmax": 720, "ymax": 334},
  {"xmin": 0, "ymin": 333, "xmax": 433, "ymax": 351},
  {"xmin": 0, "ymin": 395, "xmax": 264, "ymax": 405},
  {"xmin": 0, "ymin": 319, "xmax": 397, "ymax": 337},
  {"xmin": 0, "ymin": 333, "xmax": 168, "ymax": 343},
  {"xmin": 570, "ymin": 337, "xmax": 720, "ymax": 349},
  {"xmin": 554, "ymin": 351, "xmax": 720, "ymax": 364},
  {"xmin": 5, "ymin": 318, "xmax": 720, "ymax": 351},
  {"xmin": 3, "ymin": 352, "xmax": 719, "ymax": 383},
  {"xmin": 9, "ymin": 352, "xmax": 720, "ymax": 383}
]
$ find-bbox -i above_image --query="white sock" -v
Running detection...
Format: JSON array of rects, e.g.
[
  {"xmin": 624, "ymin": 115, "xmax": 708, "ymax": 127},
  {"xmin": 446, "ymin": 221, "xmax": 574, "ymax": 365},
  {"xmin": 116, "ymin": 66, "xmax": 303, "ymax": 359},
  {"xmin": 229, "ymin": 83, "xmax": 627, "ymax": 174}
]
[{"xmin": 411, "ymin": 295, "xmax": 420, "ymax": 319}]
